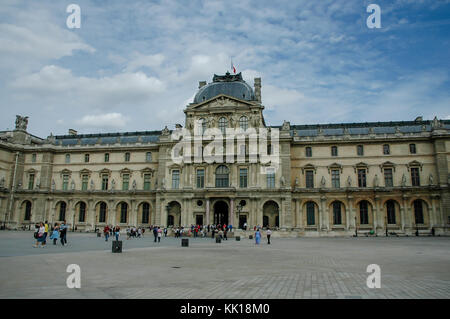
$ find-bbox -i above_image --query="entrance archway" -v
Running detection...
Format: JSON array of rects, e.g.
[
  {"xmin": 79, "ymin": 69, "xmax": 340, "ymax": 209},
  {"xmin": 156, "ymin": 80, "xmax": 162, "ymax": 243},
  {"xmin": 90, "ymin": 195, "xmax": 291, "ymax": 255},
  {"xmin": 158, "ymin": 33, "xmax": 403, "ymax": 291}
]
[
  {"xmin": 263, "ymin": 200, "xmax": 279, "ymax": 228},
  {"xmin": 213, "ymin": 201, "xmax": 229, "ymax": 225}
]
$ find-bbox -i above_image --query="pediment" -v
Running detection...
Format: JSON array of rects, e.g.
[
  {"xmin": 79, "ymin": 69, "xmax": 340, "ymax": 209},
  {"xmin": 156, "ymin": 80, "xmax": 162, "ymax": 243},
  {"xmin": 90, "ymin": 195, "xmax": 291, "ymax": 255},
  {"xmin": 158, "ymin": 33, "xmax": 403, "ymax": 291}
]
[{"xmin": 188, "ymin": 94, "xmax": 255, "ymax": 111}]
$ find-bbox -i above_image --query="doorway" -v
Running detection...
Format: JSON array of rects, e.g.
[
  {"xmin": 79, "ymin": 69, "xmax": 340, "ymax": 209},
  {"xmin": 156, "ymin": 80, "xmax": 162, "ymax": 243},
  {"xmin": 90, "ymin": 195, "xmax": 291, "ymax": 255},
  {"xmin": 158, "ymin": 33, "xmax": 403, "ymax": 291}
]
[{"xmin": 213, "ymin": 201, "xmax": 229, "ymax": 225}]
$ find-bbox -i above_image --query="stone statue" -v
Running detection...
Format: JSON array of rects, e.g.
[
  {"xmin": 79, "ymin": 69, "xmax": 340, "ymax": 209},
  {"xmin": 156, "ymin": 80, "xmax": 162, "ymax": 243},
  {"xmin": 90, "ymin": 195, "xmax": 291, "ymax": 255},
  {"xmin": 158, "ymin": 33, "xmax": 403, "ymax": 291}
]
[
  {"xmin": 373, "ymin": 174, "xmax": 379, "ymax": 187},
  {"xmin": 320, "ymin": 176, "xmax": 326, "ymax": 187},
  {"xmin": 429, "ymin": 174, "xmax": 434, "ymax": 186},
  {"xmin": 111, "ymin": 179, "xmax": 116, "ymax": 190},
  {"xmin": 0, "ymin": 177, "xmax": 5, "ymax": 188},
  {"xmin": 346, "ymin": 176, "xmax": 352, "ymax": 187},
  {"xmin": 281, "ymin": 120, "xmax": 290, "ymax": 131},
  {"xmin": 432, "ymin": 116, "xmax": 441, "ymax": 129},
  {"xmin": 132, "ymin": 180, "xmax": 137, "ymax": 190},
  {"xmin": 51, "ymin": 179, "xmax": 56, "ymax": 191},
  {"xmin": 70, "ymin": 180, "xmax": 75, "ymax": 191},
  {"xmin": 90, "ymin": 179, "xmax": 95, "ymax": 190},
  {"xmin": 162, "ymin": 126, "xmax": 170, "ymax": 136},
  {"xmin": 15, "ymin": 115, "xmax": 29, "ymax": 131},
  {"xmin": 207, "ymin": 116, "xmax": 216, "ymax": 128},
  {"xmin": 401, "ymin": 174, "xmax": 407, "ymax": 187},
  {"xmin": 161, "ymin": 177, "xmax": 165, "ymax": 189},
  {"xmin": 35, "ymin": 178, "xmax": 40, "ymax": 190},
  {"xmin": 280, "ymin": 175, "xmax": 286, "ymax": 187},
  {"xmin": 251, "ymin": 114, "xmax": 260, "ymax": 127},
  {"xmin": 295, "ymin": 177, "xmax": 299, "ymax": 188}
]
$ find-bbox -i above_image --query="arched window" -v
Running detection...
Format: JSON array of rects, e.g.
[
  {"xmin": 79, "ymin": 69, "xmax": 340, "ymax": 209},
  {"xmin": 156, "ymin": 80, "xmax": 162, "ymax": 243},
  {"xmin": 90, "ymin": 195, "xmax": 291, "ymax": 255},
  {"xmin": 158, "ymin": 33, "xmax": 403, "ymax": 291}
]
[
  {"xmin": 306, "ymin": 202, "xmax": 315, "ymax": 225},
  {"xmin": 120, "ymin": 202, "xmax": 128, "ymax": 223},
  {"xmin": 59, "ymin": 202, "xmax": 66, "ymax": 221},
  {"xmin": 239, "ymin": 116, "xmax": 248, "ymax": 131},
  {"xmin": 386, "ymin": 200, "xmax": 396, "ymax": 224},
  {"xmin": 142, "ymin": 203, "xmax": 150, "ymax": 224},
  {"xmin": 79, "ymin": 202, "xmax": 86, "ymax": 222},
  {"xmin": 413, "ymin": 200, "xmax": 424, "ymax": 224},
  {"xmin": 24, "ymin": 201, "xmax": 32, "ymax": 221},
  {"xmin": 218, "ymin": 117, "xmax": 228, "ymax": 135},
  {"xmin": 215, "ymin": 165, "xmax": 229, "ymax": 188},
  {"xmin": 332, "ymin": 202, "xmax": 342, "ymax": 225},
  {"xmin": 99, "ymin": 202, "xmax": 107, "ymax": 223},
  {"xmin": 359, "ymin": 201, "xmax": 369, "ymax": 224}
]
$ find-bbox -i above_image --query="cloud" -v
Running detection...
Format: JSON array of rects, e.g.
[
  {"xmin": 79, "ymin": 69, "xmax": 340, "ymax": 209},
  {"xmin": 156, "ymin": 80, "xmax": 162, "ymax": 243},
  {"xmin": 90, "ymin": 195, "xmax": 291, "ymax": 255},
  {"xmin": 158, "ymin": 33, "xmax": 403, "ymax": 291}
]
[{"xmin": 76, "ymin": 113, "xmax": 129, "ymax": 129}]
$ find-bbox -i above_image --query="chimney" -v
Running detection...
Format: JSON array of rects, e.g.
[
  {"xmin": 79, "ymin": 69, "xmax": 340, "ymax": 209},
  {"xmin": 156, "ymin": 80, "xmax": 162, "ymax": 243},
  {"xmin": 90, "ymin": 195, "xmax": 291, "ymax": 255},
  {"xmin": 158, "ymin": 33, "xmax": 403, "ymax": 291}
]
[
  {"xmin": 254, "ymin": 77, "xmax": 261, "ymax": 102},
  {"xmin": 68, "ymin": 129, "xmax": 77, "ymax": 136},
  {"xmin": 198, "ymin": 81, "xmax": 207, "ymax": 89}
]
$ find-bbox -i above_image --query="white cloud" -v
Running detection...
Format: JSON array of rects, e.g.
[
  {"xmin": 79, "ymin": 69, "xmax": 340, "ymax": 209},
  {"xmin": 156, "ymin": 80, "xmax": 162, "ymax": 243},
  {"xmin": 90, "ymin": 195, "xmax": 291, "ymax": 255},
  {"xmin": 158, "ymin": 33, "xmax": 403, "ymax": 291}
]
[{"xmin": 76, "ymin": 113, "xmax": 129, "ymax": 129}]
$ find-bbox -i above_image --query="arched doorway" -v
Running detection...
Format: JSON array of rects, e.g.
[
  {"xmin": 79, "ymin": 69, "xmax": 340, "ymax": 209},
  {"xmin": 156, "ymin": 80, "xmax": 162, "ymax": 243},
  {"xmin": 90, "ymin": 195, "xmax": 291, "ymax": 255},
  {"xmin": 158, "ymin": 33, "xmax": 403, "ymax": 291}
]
[
  {"xmin": 167, "ymin": 201, "xmax": 181, "ymax": 227},
  {"xmin": 263, "ymin": 200, "xmax": 279, "ymax": 228},
  {"xmin": 213, "ymin": 200, "xmax": 229, "ymax": 225}
]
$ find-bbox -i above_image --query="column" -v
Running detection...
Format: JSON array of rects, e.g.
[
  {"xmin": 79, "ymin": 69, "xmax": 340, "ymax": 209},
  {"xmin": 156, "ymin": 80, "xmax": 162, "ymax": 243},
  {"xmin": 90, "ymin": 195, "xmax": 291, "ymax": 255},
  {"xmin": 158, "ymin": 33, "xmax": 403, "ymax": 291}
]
[
  {"xmin": 229, "ymin": 198, "xmax": 234, "ymax": 227},
  {"xmin": 206, "ymin": 198, "xmax": 210, "ymax": 225},
  {"xmin": 297, "ymin": 199, "xmax": 303, "ymax": 229},
  {"xmin": 373, "ymin": 196, "xmax": 379, "ymax": 232},
  {"xmin": 401, "ymin": 196, "xmax": 407, "ymax": 232},
  {"xmin": 131, "ymin": 200, "xmax": 137, "ymax": 226}
]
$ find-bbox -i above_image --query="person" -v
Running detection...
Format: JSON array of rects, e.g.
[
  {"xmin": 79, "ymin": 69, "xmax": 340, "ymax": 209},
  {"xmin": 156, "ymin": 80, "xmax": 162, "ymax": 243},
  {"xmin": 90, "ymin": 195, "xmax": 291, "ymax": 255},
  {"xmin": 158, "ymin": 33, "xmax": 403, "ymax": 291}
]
[
  {"xmin": 223, "ymin": 227, "xmax": 228, "ymax": 240},
  {"xmin": 126, "ymin": 227, "xmax": 131, "ymax": 240},
  {"xmin": 33, "ymin": 222, "xmax": 46, "ymax": 248},
  {"xmin": 164, "ymin": 228, "xmax": 168, "ymax": 237},
  {"xmin": 153, "ymin": 226, "xmax": 158, "ymax": 242},
  {"xmin": 104, "ymin": 225, "xmax": 110, "ymax": 241},
  {"xmin": 255, "ymin": 228, "xmax": 261, "ymax": 245},
  {"xmin": 218, "ymin": 229, "xmax": 223, "ymax": 240},
  {"xmin": 266, "ymin": 228, "xmax": 272, "ymax": 244},
  {"xmin": 60, "ymin": 220, "xmax": 68, "ymax": 246},
  {"xmin": 142, "ymin": 227, "xmax": 145, "ymax": 237},
  {"xmin": 243, "ymin": 222, "xmax": 247, "ymax": 231},
  {"xmin": 211, "ymin": 227, "xmax": 216, "ymax": 239},
  {"xmin": 50, "ymin": 224, "xmax": 60, "ymax": 245},
  {"xmin": 157, "ymin": 227, "xmax": 162, "ymax": 243},
  {"xmin": 43, "ymin": 221, "xmax": 49, "ymax": 246},
  {"xmin": 138, "ymin": 227, "xmax": 142, "ymax": 238},
  {"xmin": 115, "ymin": 226, "xmax": 120, "ymax": 241}
]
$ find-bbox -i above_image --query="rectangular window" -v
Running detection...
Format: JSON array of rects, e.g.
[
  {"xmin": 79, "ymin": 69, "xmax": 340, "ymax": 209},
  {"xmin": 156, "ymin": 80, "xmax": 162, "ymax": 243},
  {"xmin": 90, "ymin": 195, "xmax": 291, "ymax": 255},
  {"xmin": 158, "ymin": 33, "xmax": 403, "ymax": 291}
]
[
  {"xmin": 81, "ymin": 174, "xmax": 88, "ymax": 191},
  {"xmin": 146, "ymin": 152, "xmax": 152, "ymax": 162},
  {"xmin": 331, "ymin": 170, "xmax": 340, "ymax": 188},
  {"xmin": 306, "ymin": 202, "xmax": 315, "ymax": 225},
  {"xmin": 305, "ymin": 147, "xmax": 312, "ymax": 157},
  {"xmin": 357, "ymin": 145, "xmax": 364, "ymax": 156},
  {"xmin": 144, "ymin": 174, "xmax": 151, "ymax": 190},
  {"xmin": 122, "ymin": 173, "xmax": 129, "ymax": 191},
  {"xmin": 196, "ymin": 169, "xmax": 205, "ymax": 188},
  {"xmin": 172, "ymin": 170, "xmax": 180, "ymax": 189},
  {"xmin": 409, "ymin": 144, "xmax": 416, "ymax": 154},
  {"xmin": 267, "ymin": 170, "xmax": 275, "ymax": 189},
  {"xmin": 384, "ymin": 168, "xmax": 393, "ymax": 187},
  {"xmin": 331, "ymin": 146, "xmax": 338, "ymax": 157},
  {"xmin": 383, "ymin": 144, "xmax": 390, "ymax": 155},
  {"xmin": 333, "ymin": 202, "xmax": 342, "ymax": 225},
  {"xmin": 125, "ymin": 152, "xmax": 130, "ymax": 162},
  {"xmin": 84, "ymin": 154, "xmax": 90, "ymax": 163},
  {"xmin": 239, "ymin": 168, "xmax": 248, "ymax": 188},
  {"xmin": 65, "ymin": 154, "xmax": 70, "ymax": 164},
  {"xmin": 31, "ymin": 153, "xmax": 37, "ymax": 163},
  {"xmin": 358, "ymin": 169, "xmax": 367, "ymax": 188},
  {"xmin": 62, "ymin": 174, "xmax": 69, "ymax": 191},
  {"xmin": 101, "ymin": 175, "xmax": 108, "ymax": 190},
  {"xmin": 28, "ymin": 174, "xmax": 35, "ymax": 190},
  {"xmin": 305, "ymin": 170, "xmax": 314, "ymax": 188},
  {"xmin": 105, "ymin": 153, "xmax": 109, "ymax": 162},
  {"xmin": 411, "ymin": 167, "xmax": 420, "ymax": 186}
]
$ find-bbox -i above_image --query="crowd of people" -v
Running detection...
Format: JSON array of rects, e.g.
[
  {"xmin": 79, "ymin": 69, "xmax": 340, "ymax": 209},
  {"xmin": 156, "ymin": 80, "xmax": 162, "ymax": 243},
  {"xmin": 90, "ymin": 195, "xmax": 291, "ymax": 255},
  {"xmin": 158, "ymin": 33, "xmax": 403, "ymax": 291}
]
[{"xmin": 33, "ymin": 220, "xmax": 68, "ymax": 247}]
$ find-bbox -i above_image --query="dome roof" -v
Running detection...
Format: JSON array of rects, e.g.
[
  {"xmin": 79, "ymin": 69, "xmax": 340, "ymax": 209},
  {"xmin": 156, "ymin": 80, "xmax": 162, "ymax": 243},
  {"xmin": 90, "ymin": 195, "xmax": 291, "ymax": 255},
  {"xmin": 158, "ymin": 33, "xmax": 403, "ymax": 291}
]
[{"xmin": 194, "ymin": 72, "xmax": 255, "ymax": 104}]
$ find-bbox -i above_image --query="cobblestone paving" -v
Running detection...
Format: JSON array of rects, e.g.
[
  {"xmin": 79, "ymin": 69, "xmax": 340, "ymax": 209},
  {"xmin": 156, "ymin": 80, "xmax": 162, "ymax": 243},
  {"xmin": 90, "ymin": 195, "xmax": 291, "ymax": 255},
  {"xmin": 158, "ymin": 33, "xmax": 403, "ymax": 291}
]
[{"xmin": 0, "ymin": 231, "xmax": 449, "ymax": 299}]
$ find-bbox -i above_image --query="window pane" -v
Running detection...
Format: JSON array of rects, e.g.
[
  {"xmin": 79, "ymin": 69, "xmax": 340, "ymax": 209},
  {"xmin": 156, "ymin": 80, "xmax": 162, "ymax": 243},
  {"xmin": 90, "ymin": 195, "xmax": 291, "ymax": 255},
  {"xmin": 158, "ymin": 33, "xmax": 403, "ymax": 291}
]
[
  {"xmin": 360, "ymin": 201, "xmax": 369, "ymax": 224},
  {"xmin": 357, "ymin": 145, "xmax": 364, "ymax": 156},
  {"xmin": 306, "ymin": 202, "xmax": 315, "ymax": 225},
  {"xmin": 219, "ymin": 117, "xmax": 227, "ymax": 135},
  {"xmin": 120, "ymin": 203, "xmax": 127, "ymax": 223},
  {"xmin": 331, "ymin": 146, "xmax": 338, "ymax": 156},
  {"xmin": 62, "ymin": 175, "xmax": 69, "ymax": 190},
  {"xmin": 122, "ymin": 174, "xmax": 129, "ymax": 190},
  {"xmin": 65, "ymin": 154, "xmax": 70, "ymax": 163},
  {"xmin": 85, "ymin": 154, "xmax": 89, "ymax": 163},
  {"xmin": 384, "ymin": 169, "xmax": 393, "ymax": 187},
  {"xmin": 105, "ymin": 153, "xmax": 109, "ymax": 162},
  {"xmin": 144, "ymin": 174, "xmax": 151, "ymax": 190},
  {"xmin": 196, "ymin": 169, "xmax": 204, "ymax": 188},
  {"xmin": 306, "ymin": 171, "xmax": 314, "ymax": 188},
  {"xmin": 28, "ymin": 174, "xmax": 35, "ymax": 190},
  {"xmin": 102, "ymin": 175, "xmax": 108, "ymax": 190},
  {"xmin": 239, "ymin": 168, "xmax": 248, "ymax": 188},
  {"xmin": 172, "ymin": 170, "xmax": 180, "ymax": 189},
  {"xmin": 305, "ymin": 147, "xmax": 312, "ymax": 157},
  {"xmin": 358, "ymin": 169, "xmax": 366, "ymax": 187},
  {"xmin": 409, "ymin": 144, "xmax": 416, "ymax": 154},
  {"xmin": 383, "ymin": 144, "xmax": 390, "ymax": 155},
  {"xmin": 331, "ymin": 170, "xmax": 340, "ymax": 188},
  {"xmin": 333, "ymin": 202, "xmax": 342, "ymax": 224},
  {"xmin": 414, "ymin": 200, "xmax": 424, "ymax": 224},
  {"xmin": 387, "ymin": 201, "xmax": 396, "ymax": 224},
  {"xmin": 239, "ymin": 116, "xmax": 248, "ymax": 131},
  {"xmin": 411, "ymin": 168, "xmax": 420, "ymax": 186},
  {"xmin": 125, "ymin": 153, "xmax": 130, "ymax": 162},
  {"xmin": 215, "ymin": 165, "xmax": 229, "ymax": 187},
  {"xmin": 146, "ymin": 152, "xmax": 152, "ymax": 162},
  {"xmin": 82, "ymin": 175, "xmax": 88, "ymax": 191}
]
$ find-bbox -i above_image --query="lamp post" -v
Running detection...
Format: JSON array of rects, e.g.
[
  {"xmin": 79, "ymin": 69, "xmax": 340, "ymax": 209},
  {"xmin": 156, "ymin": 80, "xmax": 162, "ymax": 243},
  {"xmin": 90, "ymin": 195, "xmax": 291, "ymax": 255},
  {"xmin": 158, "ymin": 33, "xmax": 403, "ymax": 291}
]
[
  {"xmin": 236, "ymin": 204, "xmax": 242, "ymax": 229},
  {"xmin": 355, "ymin": 216, "xmax": 357, "ymax": 237}
]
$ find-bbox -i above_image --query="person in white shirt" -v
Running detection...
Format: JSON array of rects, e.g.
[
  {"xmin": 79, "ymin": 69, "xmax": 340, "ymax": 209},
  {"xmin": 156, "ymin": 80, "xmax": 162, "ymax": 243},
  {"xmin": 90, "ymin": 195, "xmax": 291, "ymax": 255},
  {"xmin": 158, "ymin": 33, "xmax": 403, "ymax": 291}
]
[
  {"xmin": 266, "ymin": 228, "xmax": 272, "ymax": 245},
  {"xmin": 33, "ymin": 222, "xmax": 46, "ymax": 248}
]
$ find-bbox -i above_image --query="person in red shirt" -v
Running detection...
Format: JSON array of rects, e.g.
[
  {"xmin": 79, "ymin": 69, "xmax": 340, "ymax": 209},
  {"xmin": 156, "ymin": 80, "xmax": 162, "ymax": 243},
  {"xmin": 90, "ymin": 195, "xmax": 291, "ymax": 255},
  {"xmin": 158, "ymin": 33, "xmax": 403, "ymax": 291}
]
[{"xmin": 104, "ymin": 225, "xmax": 110, "ymax": 241}]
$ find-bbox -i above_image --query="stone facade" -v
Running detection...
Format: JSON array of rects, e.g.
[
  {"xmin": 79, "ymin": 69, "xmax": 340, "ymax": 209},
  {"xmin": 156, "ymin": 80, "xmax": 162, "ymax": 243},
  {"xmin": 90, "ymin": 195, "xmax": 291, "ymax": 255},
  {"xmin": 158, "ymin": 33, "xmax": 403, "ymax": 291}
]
[{"xmin": 0, "ymin": 72, "xmax": 449, "ymax": 236}]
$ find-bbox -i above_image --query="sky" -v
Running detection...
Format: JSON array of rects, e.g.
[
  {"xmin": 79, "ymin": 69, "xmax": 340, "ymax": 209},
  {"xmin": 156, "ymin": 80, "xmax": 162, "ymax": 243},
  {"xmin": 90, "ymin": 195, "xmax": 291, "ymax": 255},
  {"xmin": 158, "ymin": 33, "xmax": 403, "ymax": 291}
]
[{"xmin": 0, "ymin": 0, "xmax": 449, "ymax": 138}]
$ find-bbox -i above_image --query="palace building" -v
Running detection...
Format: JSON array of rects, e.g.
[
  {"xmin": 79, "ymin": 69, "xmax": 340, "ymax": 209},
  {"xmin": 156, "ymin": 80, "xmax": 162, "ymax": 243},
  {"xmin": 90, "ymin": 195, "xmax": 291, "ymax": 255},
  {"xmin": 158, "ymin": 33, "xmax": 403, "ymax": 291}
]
[{"xmin": 0, "ymin": 72, "xmax": 449, "ymax": 236}]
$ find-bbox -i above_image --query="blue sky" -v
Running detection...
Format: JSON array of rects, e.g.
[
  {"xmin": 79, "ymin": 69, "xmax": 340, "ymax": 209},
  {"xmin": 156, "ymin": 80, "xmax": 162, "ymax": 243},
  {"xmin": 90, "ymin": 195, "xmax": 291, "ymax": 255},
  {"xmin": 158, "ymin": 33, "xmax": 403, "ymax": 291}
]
[{"xmin": 0, "ymin": 0, "xmax": 449, "ymax": 137}]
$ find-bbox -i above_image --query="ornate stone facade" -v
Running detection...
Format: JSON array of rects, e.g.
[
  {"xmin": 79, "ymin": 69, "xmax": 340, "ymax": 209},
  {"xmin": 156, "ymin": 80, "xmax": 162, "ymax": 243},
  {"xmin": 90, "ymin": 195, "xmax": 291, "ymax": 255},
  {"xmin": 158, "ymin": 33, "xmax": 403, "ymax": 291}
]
[{"xmin": 0, "ymin": 73, "xmax": 449, "ymax": 236}]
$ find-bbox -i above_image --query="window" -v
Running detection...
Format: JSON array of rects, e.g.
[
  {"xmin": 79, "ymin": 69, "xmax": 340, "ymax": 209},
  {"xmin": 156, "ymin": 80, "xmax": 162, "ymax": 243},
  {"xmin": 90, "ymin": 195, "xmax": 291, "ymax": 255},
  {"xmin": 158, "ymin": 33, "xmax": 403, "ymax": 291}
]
[
  {"xmin": 358, "ymin": 169, "xmax": 367, "ymax": 188},
  {"xmin": 413, "ymin": 200, "xmax": 424, "ymax": 224},
  {"xmin": 120, "ymin": 203, "xmax": 128, "ymax": 223},
  {"xmin": 333, "ymin": 202, "xmax": 342, "ymax": 225},
  {"xmin": 409, "ymin": 144, "xmax": 416, "ymax": 154},
  {"xmin": 267, "ymin": 169, "xmax": 275, "ymax": 188},
  {"xmin": 196, "ymin": 169, "xmax": 205, "ymax": 188},
  {"xmin": 172, "ymin": 170, "xmax": 180, "ymax": 189},
  {"xmin": 101, "ymin": 175, "xmax": 109, "ymax": 191},
  {"xmin": 65, "ymin": 154, "xmax": 70, "ymax": 164},
  {"xmin": 360, "ymin": 201, "xmax": 369, "ymax": 224},
  {"xmin": 99, "ymin": 202, "xmax": 107, "ymax": 223},
  {"xmin": 239, "ymin": 168, "xmax": 248, "ymax": 188},
  {"xmin": 84, "ymin": 154, "xmax": 90, "ymax": 163},
  {"xmin": 357, "ymin": 145, "xmax": 364, "ymax": 156},
  {"xmin": 218, "ymin": 117, "xmax": 227, "ymax": 135},
  {"xmin": 31, "ymin": 153, "xmax": 36, "ymax": 163},
  {"xmin": 24, "ymin": 201, "xmax": 32, "ymax": 221},
  {"xmin": 383, "ymin": 144, "xmax": 390, "ymax": 155},
  {"xmin": 267, "ymin": 144, "xmax": 272, "ymax": 155},
  {"xmin": 306, "ymin": 202, "xmax": 315, "ymax": 225},
  {"xmin": 142, "ymin": 203, "xmax": 150, "ymax": 224},
  {"xmin": 306, "ymin": 170, "xmax": 314, "ymax": 188},
  {"xmin": 62, "ymin": 174, "xmax": 69, "ymax": 191},
  {"xmin": 59, "ymin": 202, "xmax": 66, "ymax": 221},
  {"xmin": 104, "ymin": 153, "xmax": 109, "ymax": 162},
  {"xmin": 411, "ymin": 167, "xmax": 420, "ymax": 186},
  {"xmin": 384, "ymin": 168, "xmax": 393, "ymax": 187},
  {"xmin": 331, "ymin": 146, "xmax": 338, "ymax": 157},
  {"xmin": 79, "ymin": 202, "xmax": 86, "ymax": 222},
  {"xmin": 331, "ymin": 170, "xmax": 340, "ymax": 188},
  {"xmin": 81, "ymin": 174, "xmax": 89, "ymax": 191},
  {"xmin": 28, "ymin": 174, "xmax": 35, "ymax": 190},
  {"xmin": 239, "ymin": 116, "xmax": 248, "ymax": 131},
  {"xmin": 125, "ymin": 152, "xmax": 130, "ymax": 162},
  {"xmin": 387, "ymin": 200, "xmax": 396, "ymax": 224},
  {"xmin": 143, "ymin": 174, "xmax": 151, "ymax": 190},
  {"xmin": 146, "ymin": 152, "xmax": 152, "ymax": 162},
  {"xmin": 215, "ymin": 165, "xmax": 229, "ymax": 188},
  {"xmin": 122, "ymin": 173, "xmax": 130, "ymax": 191},
  {"xmin": 305, "ymin": 147, "xmax": 312, "ymax": 157}
]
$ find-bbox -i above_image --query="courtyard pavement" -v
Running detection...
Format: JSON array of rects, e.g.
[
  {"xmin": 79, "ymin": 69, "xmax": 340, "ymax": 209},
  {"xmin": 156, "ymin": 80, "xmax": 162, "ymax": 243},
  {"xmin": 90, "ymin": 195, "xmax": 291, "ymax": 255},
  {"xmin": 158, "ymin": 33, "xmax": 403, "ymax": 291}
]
[{"xmin": 0, "ymin": 231, "xmax": 449, "ymax": 299}]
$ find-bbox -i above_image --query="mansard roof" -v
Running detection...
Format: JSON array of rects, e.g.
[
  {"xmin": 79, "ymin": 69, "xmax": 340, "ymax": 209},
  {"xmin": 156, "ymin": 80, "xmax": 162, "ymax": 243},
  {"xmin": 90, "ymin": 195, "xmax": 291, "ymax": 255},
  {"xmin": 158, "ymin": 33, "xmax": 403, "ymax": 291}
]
[{"xmin": 54, "ymin": 130, "xmax": 161, "ymax": 146}]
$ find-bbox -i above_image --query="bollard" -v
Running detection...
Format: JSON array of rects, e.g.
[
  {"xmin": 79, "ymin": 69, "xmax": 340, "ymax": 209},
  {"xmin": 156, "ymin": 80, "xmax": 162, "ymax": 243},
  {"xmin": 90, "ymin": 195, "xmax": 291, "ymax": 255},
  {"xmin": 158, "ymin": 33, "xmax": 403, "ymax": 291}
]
[
  {"xmin": 112, "ymin": 240, "xmax": 122, "ymax": 253},
  {"xmin": 97, "ymin": 233, "xmax": 101, "ymax": 238},
  {"xmin": 249, "ymin": 235, "xmax": 253, "ymax": 239},
  {"xmin": 216, "ymin": 236, "xmax": 221, "ymax": 243},
  {"xmin": 235, "ymin": 236, "xmax": 240, "ymax": 241},
  {"xmin": 181, "ymin": 238, "xmax": 189, "ymax": 247}
]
